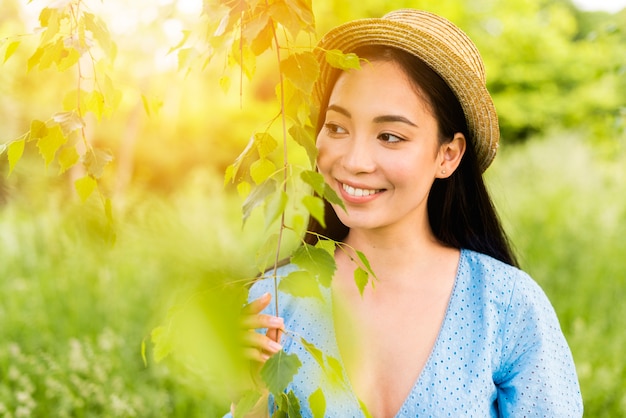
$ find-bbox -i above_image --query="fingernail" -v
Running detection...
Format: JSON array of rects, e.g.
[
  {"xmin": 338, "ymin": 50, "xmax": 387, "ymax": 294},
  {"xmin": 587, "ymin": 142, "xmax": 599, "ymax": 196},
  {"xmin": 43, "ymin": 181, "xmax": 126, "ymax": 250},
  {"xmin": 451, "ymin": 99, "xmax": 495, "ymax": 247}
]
[
  {"xmin": 268, "ymin": 341, "xmax": 283, "ymax": 352},
  {"xmin": 269, "ymin": 317, "xmax": 284, "ymax": 327}
]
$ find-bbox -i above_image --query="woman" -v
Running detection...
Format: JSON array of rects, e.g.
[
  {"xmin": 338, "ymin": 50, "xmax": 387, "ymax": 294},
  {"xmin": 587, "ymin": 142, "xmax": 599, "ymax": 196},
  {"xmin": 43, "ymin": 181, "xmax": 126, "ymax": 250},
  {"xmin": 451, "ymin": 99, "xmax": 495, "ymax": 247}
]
[{"xmin": 235, "ymin": 9, "xmax": 583, "ymax": 417}]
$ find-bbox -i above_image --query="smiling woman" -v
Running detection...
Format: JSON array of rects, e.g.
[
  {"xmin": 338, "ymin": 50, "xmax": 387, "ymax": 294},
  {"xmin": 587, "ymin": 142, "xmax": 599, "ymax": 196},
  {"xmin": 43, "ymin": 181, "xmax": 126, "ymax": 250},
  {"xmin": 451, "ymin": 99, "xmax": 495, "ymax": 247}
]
[{"xmin": 231, "ymin": 8, "xmax": 584, "ymax": 418}]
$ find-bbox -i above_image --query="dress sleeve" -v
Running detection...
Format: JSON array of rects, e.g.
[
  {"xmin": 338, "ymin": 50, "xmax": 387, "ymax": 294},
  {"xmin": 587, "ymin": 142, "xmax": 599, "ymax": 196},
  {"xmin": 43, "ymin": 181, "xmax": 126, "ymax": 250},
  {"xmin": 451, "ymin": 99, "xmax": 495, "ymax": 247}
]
[{"xmin": 494, "ymin": 273, "xmax": 583, "ymax": 417}]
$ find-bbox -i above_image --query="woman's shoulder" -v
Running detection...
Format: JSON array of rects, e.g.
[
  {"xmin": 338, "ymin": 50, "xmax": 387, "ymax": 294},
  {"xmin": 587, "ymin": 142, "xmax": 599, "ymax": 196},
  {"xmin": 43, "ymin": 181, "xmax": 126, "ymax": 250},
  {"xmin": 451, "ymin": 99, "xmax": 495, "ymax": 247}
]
[{"xmin": 459, "ymin": 248, "xmax": 554, "ymax": 312}]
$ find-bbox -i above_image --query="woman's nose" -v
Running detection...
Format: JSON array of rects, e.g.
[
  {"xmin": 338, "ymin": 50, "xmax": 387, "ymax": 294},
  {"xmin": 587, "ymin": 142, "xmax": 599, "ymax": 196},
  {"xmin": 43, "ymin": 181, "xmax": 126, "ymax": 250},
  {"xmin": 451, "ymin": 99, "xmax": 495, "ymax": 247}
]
[{"xmin": 342, "ymin": 137, "xmax": 376, "ymax": 174}]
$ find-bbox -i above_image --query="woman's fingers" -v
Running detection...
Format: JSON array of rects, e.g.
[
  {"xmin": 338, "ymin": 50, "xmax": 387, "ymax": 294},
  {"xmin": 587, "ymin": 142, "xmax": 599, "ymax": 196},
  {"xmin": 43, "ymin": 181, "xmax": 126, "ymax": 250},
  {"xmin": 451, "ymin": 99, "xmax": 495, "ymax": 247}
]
[
  {"xmin": 242, "ymin": 331, "xmax": 283, "ymax": 362},
  {"xmin": 242, "ymin": 292, "xmax": 272, "ymax": 315},
  {"xmin": 240, "ymin": 313, "xmax": 284, "ymax": 330}
]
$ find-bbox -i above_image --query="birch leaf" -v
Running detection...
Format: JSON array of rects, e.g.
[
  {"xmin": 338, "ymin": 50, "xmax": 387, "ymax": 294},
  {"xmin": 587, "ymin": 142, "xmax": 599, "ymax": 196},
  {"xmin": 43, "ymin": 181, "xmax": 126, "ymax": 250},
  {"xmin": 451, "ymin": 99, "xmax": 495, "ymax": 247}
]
[{"xmin": 260, "ymin": 351, "xmax": 302, "ymax": 397}]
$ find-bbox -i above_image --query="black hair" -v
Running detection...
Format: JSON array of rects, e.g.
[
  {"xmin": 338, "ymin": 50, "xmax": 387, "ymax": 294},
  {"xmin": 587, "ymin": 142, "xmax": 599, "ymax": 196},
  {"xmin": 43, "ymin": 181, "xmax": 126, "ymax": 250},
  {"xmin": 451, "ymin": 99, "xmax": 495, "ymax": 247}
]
[{"xmin": 305, "ymin": 45, "xmax": 518, "ymax": 268}]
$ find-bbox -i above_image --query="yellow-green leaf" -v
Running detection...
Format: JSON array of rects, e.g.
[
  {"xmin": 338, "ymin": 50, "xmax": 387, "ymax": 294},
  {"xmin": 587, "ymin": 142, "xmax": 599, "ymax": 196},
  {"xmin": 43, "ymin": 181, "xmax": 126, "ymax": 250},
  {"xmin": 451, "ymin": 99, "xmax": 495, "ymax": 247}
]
[
  {"xmin": 309, "ymin": 388, "xmax": 326, "ymax": 418},
  {"xmin": 86, "ymin": 90, "xmax": 105, "ymax": 120},
  {"xmin": 27, "ymin": 47, "xmax": 44, "ymax": 72},
  {"xmin": 264, "ymin": 190, "xmax": 288, "ymax": 229},
  {"xmin": 354, "ymin": 267, "xmax": 369, "ymax": 297},
  {"xmin": 28, "ymin": 119, "xmax": 47, "ymax": 141},
  {"xmin": 75, "ymin": 175, "xmax": 97, "ymax": 202},
  {"xmin": 279, "ymin": 52, "xmax": 319, "ymax": 95},
  {"xmin": 4, "ymin": 40, "xmax": 20, "ymax": 63},
  {"xmin": 37, "ymin": 125, "xmax": 66, "ymax": 166},
  {"xmin": 279, "ymin": 270, "xmax": 323, "ymax": 300},
  {"xmin": 289, "ymin": 124, "xmax": 317, "ymax": 167},
  {"xmin": 141, "ymin": 339, "xmax": 147, "ymax": 367},
  {"xmin": 7, "ymin": 139, "xmax": 25, "ymax": 175},
  {"xmin": 250, "ymin": 157, "xmax": 276, "ymax": 185},
  {"xmin": 302, "ymin": 195, "xmax": 325, "ymax": 228},
  {"xmin": 38, "ymin": 38, "xmax": 64, "ymax": 71},
  {"xmin": 325, "ymin": 49, "xmax": 361, "ymax": 70},
  {"xmin": 58, "ymin": 145, "xmax": 79, "ymax": 174},
  {"xmin": 255, "ymin": 133, "xmax": 278, "ymax": 158},
  {"xmin": 57, "ymin": 47, "xmax": 80, "ymax": 72},
  {"xmin": 256, "ymin": 233, "xmax": 280, "ymax": 272}
]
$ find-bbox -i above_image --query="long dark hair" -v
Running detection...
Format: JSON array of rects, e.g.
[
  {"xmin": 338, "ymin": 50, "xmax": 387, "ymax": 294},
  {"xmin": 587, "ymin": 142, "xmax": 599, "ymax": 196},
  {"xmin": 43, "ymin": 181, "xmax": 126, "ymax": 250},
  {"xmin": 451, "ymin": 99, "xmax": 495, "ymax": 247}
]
[{"xmin": 305, "ymin": 46, "xmax": 518, "ymax": 268}]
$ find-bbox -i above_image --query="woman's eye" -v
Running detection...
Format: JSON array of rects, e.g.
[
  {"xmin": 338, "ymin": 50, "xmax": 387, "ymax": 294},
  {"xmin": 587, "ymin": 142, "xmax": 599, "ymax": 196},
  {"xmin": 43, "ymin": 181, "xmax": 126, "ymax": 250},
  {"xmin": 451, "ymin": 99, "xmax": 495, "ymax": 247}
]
[
  {"xmin": 379, "ymin": 133, "xmax": 404, "ymax": 143},
  {"xmin": 324, "ymin": 123, "xmax": 347, "ymax": 136}
]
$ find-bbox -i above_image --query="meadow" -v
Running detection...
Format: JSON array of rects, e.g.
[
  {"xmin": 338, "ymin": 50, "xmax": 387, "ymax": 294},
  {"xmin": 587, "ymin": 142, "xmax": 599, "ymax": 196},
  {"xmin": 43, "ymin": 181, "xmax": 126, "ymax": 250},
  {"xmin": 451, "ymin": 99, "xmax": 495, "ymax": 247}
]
[{"xmin": 1, "ymin": 132, "xmax": 625, "ymax": 417}]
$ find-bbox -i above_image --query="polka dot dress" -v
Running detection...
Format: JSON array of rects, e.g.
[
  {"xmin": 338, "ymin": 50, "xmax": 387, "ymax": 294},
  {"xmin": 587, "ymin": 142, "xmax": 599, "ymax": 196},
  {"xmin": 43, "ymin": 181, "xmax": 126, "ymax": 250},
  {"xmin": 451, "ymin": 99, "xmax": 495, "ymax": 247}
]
[{"xmin": 235, "ymin": 249, "xmax": 583, "ymax": 417}]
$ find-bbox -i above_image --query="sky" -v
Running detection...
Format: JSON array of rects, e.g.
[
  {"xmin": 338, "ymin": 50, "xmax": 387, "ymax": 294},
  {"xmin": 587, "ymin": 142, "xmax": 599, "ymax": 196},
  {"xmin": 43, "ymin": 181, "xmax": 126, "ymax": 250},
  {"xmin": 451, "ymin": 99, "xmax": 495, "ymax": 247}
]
[{"xmin": 572, "ymin": 0, "xmax": 626, "ymax": 13}]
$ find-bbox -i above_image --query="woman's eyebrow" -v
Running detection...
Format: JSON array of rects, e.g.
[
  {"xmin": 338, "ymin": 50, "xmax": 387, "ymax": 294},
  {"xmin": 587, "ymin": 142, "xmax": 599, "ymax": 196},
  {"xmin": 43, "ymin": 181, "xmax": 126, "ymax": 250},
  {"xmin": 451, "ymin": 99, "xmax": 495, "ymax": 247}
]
[
  {"xmin": 373, "ymin": 114, "xmax": 417, "ymax": 127},
  {"xmin": 326, "ymin": 104, "xmax": 351, "ymax": 118},
  {"xmin": 326, "ymin": 104, "xmax": 417, "ymax": 127}
]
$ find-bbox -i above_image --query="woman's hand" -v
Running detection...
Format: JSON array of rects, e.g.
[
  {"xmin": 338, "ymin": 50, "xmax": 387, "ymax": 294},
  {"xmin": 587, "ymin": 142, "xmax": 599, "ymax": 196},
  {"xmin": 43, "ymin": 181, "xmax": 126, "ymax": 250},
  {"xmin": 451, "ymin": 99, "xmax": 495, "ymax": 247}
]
[
  {"xmin": 241, "ymin": 291, "xmax": 284, "ymax": 362},
  {"xmin": 230, "ymin": 292, "xmax": 284, "ymax": 417}
]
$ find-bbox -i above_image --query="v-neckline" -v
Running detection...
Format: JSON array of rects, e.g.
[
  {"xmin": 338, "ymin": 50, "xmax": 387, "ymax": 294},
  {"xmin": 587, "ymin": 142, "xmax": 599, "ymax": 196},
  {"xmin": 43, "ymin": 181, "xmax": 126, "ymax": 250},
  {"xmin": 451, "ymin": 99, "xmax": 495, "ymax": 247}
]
[{"xmin": 327, "ymin": 249, "xmax": 465, "ymax": 417}]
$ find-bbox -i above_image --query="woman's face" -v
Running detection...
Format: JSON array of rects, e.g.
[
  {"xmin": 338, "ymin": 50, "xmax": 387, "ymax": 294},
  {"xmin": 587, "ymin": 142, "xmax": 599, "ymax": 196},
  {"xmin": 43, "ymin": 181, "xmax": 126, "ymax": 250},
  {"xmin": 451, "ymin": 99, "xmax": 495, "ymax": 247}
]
[{"xmin": 316, "ymin": 60, "xmax": 448, "ymax": 236}]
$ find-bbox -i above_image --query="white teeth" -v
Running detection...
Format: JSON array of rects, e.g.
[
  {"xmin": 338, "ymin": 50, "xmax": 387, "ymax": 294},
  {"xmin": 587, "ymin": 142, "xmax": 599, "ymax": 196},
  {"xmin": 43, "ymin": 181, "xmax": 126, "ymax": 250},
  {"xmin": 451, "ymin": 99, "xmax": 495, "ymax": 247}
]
[{"xmin": 342, "ymin": 183, "xmax": 379, "ymax": 197}]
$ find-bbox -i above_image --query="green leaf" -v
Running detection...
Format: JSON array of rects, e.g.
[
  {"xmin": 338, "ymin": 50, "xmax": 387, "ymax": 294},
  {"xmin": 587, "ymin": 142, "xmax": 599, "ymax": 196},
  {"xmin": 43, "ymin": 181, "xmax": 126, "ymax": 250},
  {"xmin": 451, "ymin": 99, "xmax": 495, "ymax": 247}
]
[
  {"xmin": 255, "ymin": 133, "xmax": 278, "ymax": 159},
  {"xmin": 279, "ymin": 52, "xmax": 319, "ymax": 95},
  {"xmin": 256, "ymin": 233, "xmax": 280, "ymax": 271},
  {"xmin": 356, "ymin": 250, "xmax": 376, "ymax": 280},
  {"xmin": 289, "ymin": 124, "xmax": 317, "ymax": 167},
  {"xmin": 37, "ymin": 125, "xmax": 66, "ymax": 166},
  {"xmin": 250, "ymin": 157, "xmax": 276, "ymax": 185},
  {"xmin": 315, "ymin": 239, "xmax": 336, "ymax": 257},
  {"xmin": 264, "ymin": 190, "xmax": 288, "ymax": 229},
  {"xmin": 74, "ymin": 175, "xmax": 97, "ymax": 202},
  {"xmin": 279, "ymin": 390, "xmax": 302, "ymax": 418},
  {"xmin": 141, "ymin": 339, "xmax": 147, "ymax": 367},
  {"xmin": 300, "ymin": 170, "xmax": 325, "ymax": 196},
  {"xmin": 278, "ymin": 270, "xmax": 323, "ymax": 300},
  {"xmin": 243, "ymin": 178, "xmax": 277, "ymax": 224},
  {"xmin": 58, "ymin": 145, "xmax": 79, "ymax": 174},
  {"xmin": 7, "ymin": 139, "xmax": 25, "ymax": 175},
  {"xmin": 354, "ymin": 267, "xmax": 369, "ymax": 297},
  {"xmin": 300, "ymin": 337, "xmax": 325, "ymax": 370},
  {"xmin": 323, "ymin": 183, "xmax": 346, "ymax": 211},
  {"xmin": 309, "ymin": 388, "xmax": 326, "ymax": 418},
  {"xmin": 4, "ymin": 40, "xmax": 20, "ymax": 63},
  {"xmin": 325, "ymin": 49, "xmax": 361, "ymax": 70},
  {"xmin": 291, "ymin": 244, "xmax": 336, "ymax": 287},
  {"xmin": 233, "ymin": 390, "xmax": 263, "ymax": 418},
  {"xmin": 260, "ymin": 351, "xmax": 302, "ymax": 397},
  {"xmin": 82, "ymin": 148, "xmax": 113, "ymax": 179},
  {"xmin": 302, "ymin": 195, "xmax": 325, "ymax": 228}
]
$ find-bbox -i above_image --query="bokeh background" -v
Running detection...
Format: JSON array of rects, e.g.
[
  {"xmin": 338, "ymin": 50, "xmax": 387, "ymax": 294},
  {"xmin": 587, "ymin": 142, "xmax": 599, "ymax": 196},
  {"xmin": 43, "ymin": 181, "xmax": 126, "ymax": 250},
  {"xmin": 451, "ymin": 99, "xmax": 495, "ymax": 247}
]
[{"xmin": 1, "ymin": 0, "xmax": 625, "ymax": 416}]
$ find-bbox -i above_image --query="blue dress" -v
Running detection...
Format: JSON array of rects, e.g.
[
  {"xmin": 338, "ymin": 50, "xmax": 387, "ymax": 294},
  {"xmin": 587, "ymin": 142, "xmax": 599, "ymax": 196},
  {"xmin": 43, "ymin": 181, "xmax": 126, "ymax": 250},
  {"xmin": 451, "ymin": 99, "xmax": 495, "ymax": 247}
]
[{"xmin": 233, "ymin": 249, "xmax": 583, "ymax": 417}]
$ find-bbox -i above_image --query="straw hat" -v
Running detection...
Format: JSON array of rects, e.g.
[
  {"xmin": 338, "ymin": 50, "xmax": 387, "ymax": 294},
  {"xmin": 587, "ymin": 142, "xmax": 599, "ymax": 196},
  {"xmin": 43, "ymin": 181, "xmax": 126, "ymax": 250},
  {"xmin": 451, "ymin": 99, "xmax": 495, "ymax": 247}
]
[{"xmin": 313, "ymin": 9, "xmax": 499, "ymax": 172}]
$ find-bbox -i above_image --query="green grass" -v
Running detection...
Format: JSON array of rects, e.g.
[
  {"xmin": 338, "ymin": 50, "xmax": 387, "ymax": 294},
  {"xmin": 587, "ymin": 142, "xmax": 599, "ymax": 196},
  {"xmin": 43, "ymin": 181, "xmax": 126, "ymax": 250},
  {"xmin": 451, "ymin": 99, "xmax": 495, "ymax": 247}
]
[{"xmin": 1, "ymin": 134, "xmax": 625, "ymax": 417}]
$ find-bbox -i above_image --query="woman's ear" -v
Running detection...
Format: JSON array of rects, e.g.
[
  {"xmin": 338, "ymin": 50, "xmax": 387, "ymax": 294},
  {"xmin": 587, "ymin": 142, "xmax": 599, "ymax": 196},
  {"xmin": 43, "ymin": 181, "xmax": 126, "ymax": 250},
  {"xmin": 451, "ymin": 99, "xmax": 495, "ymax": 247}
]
[{"xmin": 437, "ymin": 132, "xmax": 466, "ymax": 178}]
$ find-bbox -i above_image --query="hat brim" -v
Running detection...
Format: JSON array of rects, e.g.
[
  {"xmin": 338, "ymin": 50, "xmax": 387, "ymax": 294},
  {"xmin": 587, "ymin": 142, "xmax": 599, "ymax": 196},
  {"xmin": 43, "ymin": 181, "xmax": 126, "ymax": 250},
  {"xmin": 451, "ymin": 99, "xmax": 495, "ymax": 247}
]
[{"xmin": 313, "ymin": 15, "xmax": 499, "ymax": 172}]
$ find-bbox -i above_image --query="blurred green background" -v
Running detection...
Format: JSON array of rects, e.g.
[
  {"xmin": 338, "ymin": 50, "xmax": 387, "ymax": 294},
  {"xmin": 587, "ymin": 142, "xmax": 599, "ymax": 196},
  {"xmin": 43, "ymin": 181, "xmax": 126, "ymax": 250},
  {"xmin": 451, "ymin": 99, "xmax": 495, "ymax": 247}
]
[{"xmin": 1, "ymin": 0, "xmax": 625, "ymax": 416}]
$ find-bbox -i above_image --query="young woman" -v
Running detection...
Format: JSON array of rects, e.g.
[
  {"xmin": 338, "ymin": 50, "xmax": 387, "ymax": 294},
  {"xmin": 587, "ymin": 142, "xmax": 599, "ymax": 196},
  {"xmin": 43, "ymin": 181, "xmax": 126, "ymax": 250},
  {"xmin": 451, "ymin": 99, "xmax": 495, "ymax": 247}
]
[{"xmin": 235, "ymin": 9, "xmax": 583, "ymax": 417}]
